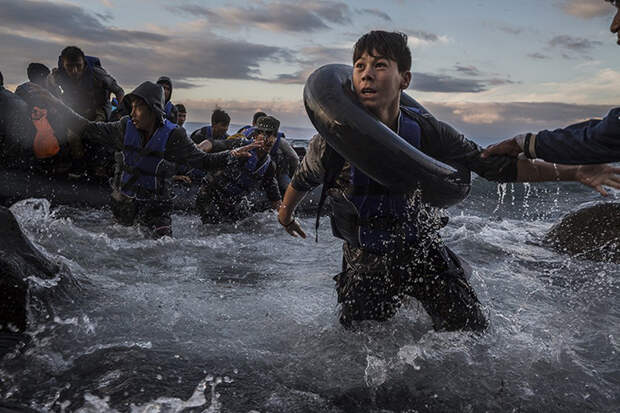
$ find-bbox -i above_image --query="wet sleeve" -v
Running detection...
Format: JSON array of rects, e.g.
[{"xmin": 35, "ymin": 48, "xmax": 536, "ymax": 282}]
[
  {"xmin": 262, "ymin": 162, "xmax": 282, "ymax": 201},
  {"xmin": 290, "ymin": 134, "xmax": 326, "ymax": 192},
  {"xmin": 94, "ymin": 67, "xmax": 124, "ymax": 97},
  {"xmin": 210, "ymin": 138, "xmax": 246, "ymax": 153},
  {"xmin": 422, "ymin": 119, "xmax": 518, "ymax": 182},
  {"xmin": 165, "ymin": 128, "xmax": 231, "ymax": 171},
  {"xmin": 81, "ymin": 117, "xmax": 127, "ymax": 151},
  {"xmin": 533, "ymin": 108, "xmax": 620, "ymax": 164}
]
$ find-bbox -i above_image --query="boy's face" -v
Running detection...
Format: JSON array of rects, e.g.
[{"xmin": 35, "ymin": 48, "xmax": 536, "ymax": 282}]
[
  {"xmin": 212, "ymin": 121, "xmax": 229, "ymax": 138},
  {"xmin": 130, "ymin": 98, "xmax": 156, "ymax": 131},
  {"xmin": 352, "ymin": 50, "xmax": 411, "ymax": 115},
  {"xmin": 160, "ymin": 83, "xmax": 172, "ymax": 102},
  {"xmin": 62, "ymin": 57, "xmax": 86, "ymax": 81},
  {"xmin": 177, "ymin": 111, "xmax": 186, "ymax": 126}
]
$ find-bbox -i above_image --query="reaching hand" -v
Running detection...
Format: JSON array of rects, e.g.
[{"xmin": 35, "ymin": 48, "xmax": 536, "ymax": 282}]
[
  {"xmin": 197, "ymin": 139, "xmax": 213, "ymax": 152},
  {"xmin": 278, "ymin": 214, "xmax": 306, "ymax": 238},
  {"xmin": 172, "ymin": 175, "xmax": 192, "ymax": 185},
  {"xmin": 575, "ymin": 164, "xmax": 620, "ymax": 196},
  {"xmin": 231, "ymin": 142, "xmax": 262, "ymax": 158},
  {"xmin": 481, "ymin": 136, "xmax": 523, "ymax": 159}
]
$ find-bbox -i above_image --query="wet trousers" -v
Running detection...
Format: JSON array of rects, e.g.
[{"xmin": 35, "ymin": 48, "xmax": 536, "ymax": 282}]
[
  {"xmin": 334, "ymin": 242, "xmax": 487, "ymax": 332},
  {"xmin": 109, "ymin": 193, "xmax": 173, "ymax": 238}
]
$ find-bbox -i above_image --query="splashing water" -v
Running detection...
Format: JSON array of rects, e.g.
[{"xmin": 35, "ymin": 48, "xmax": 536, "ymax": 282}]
[{"xmin": 1, "ymin": 178, "xmax": 619, "ymax": 412}]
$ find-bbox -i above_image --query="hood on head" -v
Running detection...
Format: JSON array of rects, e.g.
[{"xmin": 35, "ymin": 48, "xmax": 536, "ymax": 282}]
[
  {"xmin": 156, "ymin": 76, "xmax": 173, "ymax": 101},
  {"xmin": 125, "ymin": 81, "xmax": 165, "ymax": 120}
]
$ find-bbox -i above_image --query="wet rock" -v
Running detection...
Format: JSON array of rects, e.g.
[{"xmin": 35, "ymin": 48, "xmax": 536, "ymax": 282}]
[
  {"xmin": 544, "ymin": 202, "xmax": 620, "ymax": 263},
  {"xmin": 0, "ymin": 206, "xmax": 59, "ymax": 334}
]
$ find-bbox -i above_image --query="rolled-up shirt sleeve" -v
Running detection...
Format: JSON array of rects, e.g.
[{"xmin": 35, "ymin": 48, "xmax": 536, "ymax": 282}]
[
  {"xmin": 290, "ymin": 133, "xmax": 327, "ymax": 192},
  {"xmin": 533, "ymin": 107, "xmax": 620, "ymax": 164}
]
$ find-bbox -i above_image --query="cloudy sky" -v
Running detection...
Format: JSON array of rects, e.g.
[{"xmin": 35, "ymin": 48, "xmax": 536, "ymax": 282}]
[{"xmin": 1, "ymin": 0, "xmax": 618, "ymax": 140}]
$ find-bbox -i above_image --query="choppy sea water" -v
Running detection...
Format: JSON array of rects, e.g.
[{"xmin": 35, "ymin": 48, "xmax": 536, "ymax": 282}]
[{"xmin": 1, "ymin": 178, "xmax": 619, "ymax": 412}]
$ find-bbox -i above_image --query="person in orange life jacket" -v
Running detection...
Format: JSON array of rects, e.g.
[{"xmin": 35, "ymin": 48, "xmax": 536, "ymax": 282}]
[
  {"xmin": 278, "ymin": 31, "xmax": 620, "ymax": 330},
  {"xmin": 237, "ymin": 111, "xmax": 267, "ymax": 134},
  {"xmin": 155, "ymin": 76, "xmax": 178, "ymax": 124},
  {"xmin": 189, "ymin": 108, "xmax": 230, "ymax": 145},
  {"xmin": 482, "ymin": 0, "xmax": 620, "ymax": 164},
  {"xmin": 14, "ymin": 66, "xmax": 66, "ymax": 169},
  {"xmin": 196, "ymin": 115, "xmax": 282, "ymax": 224},
  {"xmin": 29, "ymin": 81, "xmax": 259, "ymax": 237}
]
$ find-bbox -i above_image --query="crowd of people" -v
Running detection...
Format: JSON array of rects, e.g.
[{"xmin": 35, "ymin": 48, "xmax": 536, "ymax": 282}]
[
  {"xmin": 0, "ymin": 0, "xmax": 618, "ymax": 332},
  {"xmin": 0, "ymin": 45, "xmax": 300, "ymax": 236}
]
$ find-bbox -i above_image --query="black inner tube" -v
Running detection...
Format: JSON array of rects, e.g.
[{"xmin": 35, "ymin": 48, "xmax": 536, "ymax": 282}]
[{"xmin": 303, "ymin": 64, "xmax": 471, "ymax": 208}]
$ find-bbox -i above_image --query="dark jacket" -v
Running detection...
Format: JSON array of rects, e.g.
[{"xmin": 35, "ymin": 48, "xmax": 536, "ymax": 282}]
[
  {"xmin": 532, "ymin": 107, "xmax": 620, "ymax": 164},
  {"xmin": 0, "ymin": 87, "xmax": 35, "ymax": 168},
  {"xmin": 52, "ymin": 59, "xmax": 123, "ymax": 121}
]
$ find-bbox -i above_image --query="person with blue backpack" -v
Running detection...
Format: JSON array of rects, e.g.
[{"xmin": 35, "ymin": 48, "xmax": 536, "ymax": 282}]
[
  {"xmin": 277, "ymin": 31, "xmax": 620, "ymax": 331},
  {"xmin": 48, "ymin": 46, "xmax": 125, "ymax": 178},
  {"xmin": 49, "ymin": 46, "xmax": 124, "ymax": 122}
]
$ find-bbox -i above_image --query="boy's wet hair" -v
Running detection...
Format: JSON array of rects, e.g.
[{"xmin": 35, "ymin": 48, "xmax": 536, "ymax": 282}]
[
  {"xmin": 353, "ymin": 31, "xmax": 412, "ymax": 73},
  {"xmin": 60, "ymin": 46, "xmax": 86, "ymax": 62},
  {"xmin": 175, "ymin": 103, "xmax": 186, "ymax": 113},
  {"xmin": 27, "ymin": 63, "xmax": 50, "ymax": 82},
  {"xmin": 212, "ymin": 108, "xmax": 230, "ymax": 125},
  {"xmin": 253, "ymin": 111, "xmax": 267, "ymax": 124}
]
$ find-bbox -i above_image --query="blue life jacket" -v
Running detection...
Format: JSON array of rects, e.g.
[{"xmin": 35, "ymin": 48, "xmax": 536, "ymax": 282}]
[
  {"xmin": 164, "ymin": 101, "xmax": 174, "ymax": 118},
  {"xmin": 347, "ymin": 108, "xmax": 422, "ymax": 254},
  {"xmin": 222, "ymin": 151, "xmax": 272, "ymax": 196},
  {"xmin": 120, "ymin": 119, "xmax": 176, "ymax": 199},
  {"xmin": 198, "ymin": 125, "xmax": 230, "ymax": 140},
  {"xmin": 242, "ymin": 127, "xmax": 283, "ymax": 156},
  {"xmin": 237, "ymin": 124, "xmax": 252, "ymax": 134}
]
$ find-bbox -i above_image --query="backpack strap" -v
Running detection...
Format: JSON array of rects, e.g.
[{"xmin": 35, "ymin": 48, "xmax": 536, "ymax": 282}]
[{"xmin": 315, "ymin": 143, "xmax": 345, "ymax": 242}]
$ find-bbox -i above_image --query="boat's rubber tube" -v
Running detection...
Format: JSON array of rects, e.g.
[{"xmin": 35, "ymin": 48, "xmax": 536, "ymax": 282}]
[
  {"xmin": 303, "ymin": 64, "xmax": 470, "ymax": 208},
  {"xmin": 0, "ymin": 169, "xmax": 198, "ymax": 211},
  {"xmin": 0, "ymin": 168, "xmax": 321, "ymax": 214}
]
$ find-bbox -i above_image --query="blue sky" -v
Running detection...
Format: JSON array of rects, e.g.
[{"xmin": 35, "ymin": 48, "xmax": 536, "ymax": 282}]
[{"xmin": 1, "ymin": 0, "xmax": 618, "ymax": 140}]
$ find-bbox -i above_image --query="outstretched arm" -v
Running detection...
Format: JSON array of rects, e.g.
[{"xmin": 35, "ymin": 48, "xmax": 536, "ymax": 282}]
[
  {"xmin": 482, "ymin": 108, "xmax": 620, "ymax": 164},
  {"xmin": 278, "ymin": 185, "xmax": 307, "ymax": 238},
  {"xmin": 516, "ymin": 159, "xmax": 620, "ymax": 196}
]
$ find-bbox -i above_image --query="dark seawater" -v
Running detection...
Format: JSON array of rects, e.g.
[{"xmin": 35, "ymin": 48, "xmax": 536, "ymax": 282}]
[{"xmin": 1, "ymin": 178, "xmax": 619, "ymax": 412}]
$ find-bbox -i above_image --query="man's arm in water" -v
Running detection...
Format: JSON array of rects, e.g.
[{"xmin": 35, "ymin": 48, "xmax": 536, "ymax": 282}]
[
  {"xmin": 278, "ymin": 134, "xmax": 327, "ymax": 238},
  {"xmin": 481, "ymin": 107, "xmax": 620, "ymax": 164}
]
